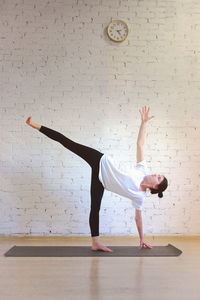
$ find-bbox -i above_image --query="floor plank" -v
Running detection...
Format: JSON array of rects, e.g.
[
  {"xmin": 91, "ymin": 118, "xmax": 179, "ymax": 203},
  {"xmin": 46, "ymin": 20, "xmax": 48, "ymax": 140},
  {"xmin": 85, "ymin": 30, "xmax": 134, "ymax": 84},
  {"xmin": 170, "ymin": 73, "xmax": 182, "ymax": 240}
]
[{"xmin": 0, "ymin": 236, "xmax": 200, "ymax": 300}]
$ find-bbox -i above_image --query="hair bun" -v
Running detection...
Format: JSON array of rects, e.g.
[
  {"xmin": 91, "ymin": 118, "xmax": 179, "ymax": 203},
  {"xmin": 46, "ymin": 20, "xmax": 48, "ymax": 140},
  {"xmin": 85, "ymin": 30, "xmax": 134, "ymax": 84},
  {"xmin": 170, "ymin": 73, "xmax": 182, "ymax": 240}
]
[{"xmin": 158, "ymin": 192, "xmax": 163, "ymax": 198}]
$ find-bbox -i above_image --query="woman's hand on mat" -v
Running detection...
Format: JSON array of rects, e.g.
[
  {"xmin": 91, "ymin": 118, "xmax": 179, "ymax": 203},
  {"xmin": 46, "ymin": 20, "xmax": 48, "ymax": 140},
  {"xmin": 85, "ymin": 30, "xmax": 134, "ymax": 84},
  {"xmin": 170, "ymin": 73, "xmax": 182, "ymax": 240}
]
[
  {"xmin": 139, "ymin": 106, "xmax": 154, "ymax": 123},
  {"xmin": 140, "ymin": 240, "xmax": 153, "ymax": 249}
]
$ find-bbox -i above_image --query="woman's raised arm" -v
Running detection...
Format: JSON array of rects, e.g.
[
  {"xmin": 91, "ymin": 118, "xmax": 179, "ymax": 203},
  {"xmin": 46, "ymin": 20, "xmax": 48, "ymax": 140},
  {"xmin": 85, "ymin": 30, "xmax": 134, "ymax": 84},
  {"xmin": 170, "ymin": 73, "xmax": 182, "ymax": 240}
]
[{"xmin": 136, "ymin": 106, "xmax": 154, "ymax": 163}]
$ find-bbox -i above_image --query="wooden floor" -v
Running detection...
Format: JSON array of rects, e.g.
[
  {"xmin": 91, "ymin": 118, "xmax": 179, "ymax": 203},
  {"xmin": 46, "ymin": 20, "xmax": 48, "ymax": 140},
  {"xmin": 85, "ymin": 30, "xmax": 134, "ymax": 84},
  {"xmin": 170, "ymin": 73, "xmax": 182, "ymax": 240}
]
[{"xmin": 0, "ymin": 235, "xmax": 200, "ymax": 300}]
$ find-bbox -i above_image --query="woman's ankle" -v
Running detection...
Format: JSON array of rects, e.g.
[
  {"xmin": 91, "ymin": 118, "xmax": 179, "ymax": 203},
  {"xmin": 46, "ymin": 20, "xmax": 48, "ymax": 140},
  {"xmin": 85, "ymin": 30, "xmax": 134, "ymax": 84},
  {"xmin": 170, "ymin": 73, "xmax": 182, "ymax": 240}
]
[
  {"xmin": 31, "ymin": 122, "xmax": 41, "ymax": 130},
  {"xmin": 35, "ymin": 124, "xmax": 41, "ymax": 130},
  {"xmin": 92, "ymin": 236, "xmax": 100, "ymax": 243}
]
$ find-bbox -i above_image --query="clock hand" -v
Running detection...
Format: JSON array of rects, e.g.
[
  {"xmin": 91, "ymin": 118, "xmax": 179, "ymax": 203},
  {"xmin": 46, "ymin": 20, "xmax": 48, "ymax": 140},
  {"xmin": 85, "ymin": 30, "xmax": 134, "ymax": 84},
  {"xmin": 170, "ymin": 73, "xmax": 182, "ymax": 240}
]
[{"xmin": 117, "ymin": 30, "xmax": 123, "ymax": 37}]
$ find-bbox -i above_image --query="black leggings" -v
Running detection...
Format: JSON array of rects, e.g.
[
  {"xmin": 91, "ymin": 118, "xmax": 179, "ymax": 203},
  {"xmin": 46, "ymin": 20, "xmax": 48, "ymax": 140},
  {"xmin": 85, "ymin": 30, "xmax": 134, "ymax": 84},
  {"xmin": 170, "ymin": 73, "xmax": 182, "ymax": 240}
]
[{"xmin": 39, "ymin": 126, "xmax": 104, "ymax": 237}]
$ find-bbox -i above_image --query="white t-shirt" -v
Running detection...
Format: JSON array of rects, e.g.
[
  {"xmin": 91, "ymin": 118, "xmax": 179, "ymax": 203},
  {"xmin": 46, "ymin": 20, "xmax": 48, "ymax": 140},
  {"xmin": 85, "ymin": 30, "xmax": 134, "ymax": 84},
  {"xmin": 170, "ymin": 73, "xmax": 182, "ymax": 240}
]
[{"xmin": 98, "ymin": 154, "xmax": 149, "ymax": 210}]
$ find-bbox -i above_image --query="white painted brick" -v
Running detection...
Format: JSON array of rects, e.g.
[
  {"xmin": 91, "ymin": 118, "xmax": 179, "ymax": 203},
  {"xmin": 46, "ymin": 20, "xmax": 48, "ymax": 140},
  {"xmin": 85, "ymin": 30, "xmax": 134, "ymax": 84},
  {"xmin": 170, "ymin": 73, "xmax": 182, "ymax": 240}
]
[{"xmin": 0, "ymin": 0, "xmax": 200, "ymax": 236}]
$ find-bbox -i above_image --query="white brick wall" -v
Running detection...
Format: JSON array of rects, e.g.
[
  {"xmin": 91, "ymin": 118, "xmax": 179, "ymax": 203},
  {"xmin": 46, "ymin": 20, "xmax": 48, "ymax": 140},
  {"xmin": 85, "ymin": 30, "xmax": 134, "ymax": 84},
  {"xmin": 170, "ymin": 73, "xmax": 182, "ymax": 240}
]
[{"xmin": 0, "ymin": 0, "xmax": 200, "ymax": 236}]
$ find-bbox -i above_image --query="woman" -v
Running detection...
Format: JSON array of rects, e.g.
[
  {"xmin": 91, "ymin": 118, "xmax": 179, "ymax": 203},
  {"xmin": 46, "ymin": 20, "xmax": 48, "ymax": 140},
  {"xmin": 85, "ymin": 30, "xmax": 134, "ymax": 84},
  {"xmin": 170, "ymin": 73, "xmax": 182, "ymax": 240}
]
[{"xmin": 26, "ymin": 106, "xmax": 168, "ymax": 252}]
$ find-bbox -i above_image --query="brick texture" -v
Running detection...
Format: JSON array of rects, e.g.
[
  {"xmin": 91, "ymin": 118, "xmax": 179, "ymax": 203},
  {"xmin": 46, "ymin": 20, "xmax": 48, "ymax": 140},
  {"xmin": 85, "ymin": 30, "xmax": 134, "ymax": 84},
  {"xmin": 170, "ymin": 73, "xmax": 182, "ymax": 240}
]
[{"xmin": 0, "ymin": 0, "xmax": 200, "ymax": 236}]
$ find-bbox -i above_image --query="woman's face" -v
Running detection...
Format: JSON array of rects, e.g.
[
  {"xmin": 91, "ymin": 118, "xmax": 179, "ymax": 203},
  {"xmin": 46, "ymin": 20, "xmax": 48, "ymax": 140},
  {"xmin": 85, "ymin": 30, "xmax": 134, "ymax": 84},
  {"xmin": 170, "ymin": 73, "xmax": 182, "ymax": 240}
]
[{"xmin": 146, "ymin": 174, "xmax": 164, "ymax": 189}]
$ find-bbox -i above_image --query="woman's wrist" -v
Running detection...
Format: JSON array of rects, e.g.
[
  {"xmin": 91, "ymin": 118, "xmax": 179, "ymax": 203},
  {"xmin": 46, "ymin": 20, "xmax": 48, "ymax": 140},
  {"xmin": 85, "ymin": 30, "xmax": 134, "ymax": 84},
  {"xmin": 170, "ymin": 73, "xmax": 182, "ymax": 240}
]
[
  {"xmin": 140, "ymin": 235, "xmax": 144, "ymax": 241},
  {"xmin": 141, "ymin": 120, "xmax": 147, "ymax": 126}
]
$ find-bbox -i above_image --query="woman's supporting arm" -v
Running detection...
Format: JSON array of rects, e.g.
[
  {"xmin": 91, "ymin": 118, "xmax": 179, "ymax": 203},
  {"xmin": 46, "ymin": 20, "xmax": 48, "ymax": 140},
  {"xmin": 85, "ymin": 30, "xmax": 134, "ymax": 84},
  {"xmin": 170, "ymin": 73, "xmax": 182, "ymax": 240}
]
[
  {"xmin": 135, "ymin": 209, "xmax": 153, "ymax": 249},
  {"xmin": 135, "ymin": 209, "xmax": 144, "ymax": 241}
]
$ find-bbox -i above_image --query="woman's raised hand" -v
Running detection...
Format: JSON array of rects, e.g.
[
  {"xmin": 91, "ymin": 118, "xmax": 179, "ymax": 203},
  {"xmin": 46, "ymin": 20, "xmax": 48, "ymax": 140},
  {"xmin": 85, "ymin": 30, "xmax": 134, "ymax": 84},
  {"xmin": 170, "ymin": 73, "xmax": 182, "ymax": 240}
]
[{"xmin": 139, "ymin": 106, "xmax": 155, "ymax": 123}]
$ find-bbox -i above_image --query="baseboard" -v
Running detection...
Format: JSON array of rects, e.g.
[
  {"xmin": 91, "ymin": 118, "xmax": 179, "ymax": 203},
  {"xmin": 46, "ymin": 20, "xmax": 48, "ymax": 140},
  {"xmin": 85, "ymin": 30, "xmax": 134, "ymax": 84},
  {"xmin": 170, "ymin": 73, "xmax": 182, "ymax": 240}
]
[{"xmin": 0, "ymin": 234, "xmax": 200, "ymax": 240}]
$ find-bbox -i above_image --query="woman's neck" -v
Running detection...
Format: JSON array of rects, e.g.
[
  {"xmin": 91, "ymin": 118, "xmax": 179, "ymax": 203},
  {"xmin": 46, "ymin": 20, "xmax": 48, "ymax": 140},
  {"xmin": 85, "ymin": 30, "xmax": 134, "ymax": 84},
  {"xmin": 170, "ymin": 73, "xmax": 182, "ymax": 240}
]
[{"xmin": 139, "ymin": 179, "xmax": 147, "ymax": 191}]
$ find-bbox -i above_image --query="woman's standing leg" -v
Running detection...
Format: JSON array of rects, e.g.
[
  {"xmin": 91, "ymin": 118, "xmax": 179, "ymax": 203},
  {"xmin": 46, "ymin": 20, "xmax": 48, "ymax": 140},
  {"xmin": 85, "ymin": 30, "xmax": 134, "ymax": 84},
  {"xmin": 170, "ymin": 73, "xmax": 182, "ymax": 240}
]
[
  {"xmin": 90, "ymin": 169, "xmax": 113, "ymax": 252},
  {"xmin": 89, "ymin": 171, "xmax": 104, "ymax": 237}
]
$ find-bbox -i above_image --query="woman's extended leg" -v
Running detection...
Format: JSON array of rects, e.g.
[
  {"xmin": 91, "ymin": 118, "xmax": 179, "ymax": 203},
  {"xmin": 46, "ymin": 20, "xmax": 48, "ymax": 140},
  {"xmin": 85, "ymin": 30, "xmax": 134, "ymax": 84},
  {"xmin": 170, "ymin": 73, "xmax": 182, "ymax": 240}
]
[
  {"xmin": 26, "ymin": 117, "xmax": 102, "ymax": 169},
  {"xmin": 40, "ymin": 126, "xmax": 103, "ymax": 169}
]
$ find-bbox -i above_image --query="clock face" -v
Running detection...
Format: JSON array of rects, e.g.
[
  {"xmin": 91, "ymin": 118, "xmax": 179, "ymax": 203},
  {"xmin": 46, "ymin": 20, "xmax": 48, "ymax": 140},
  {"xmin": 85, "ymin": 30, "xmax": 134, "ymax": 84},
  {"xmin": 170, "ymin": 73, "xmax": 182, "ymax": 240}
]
[{"xmin": 107, "ymin": 20, "xmax": 129, "ymax": 42}]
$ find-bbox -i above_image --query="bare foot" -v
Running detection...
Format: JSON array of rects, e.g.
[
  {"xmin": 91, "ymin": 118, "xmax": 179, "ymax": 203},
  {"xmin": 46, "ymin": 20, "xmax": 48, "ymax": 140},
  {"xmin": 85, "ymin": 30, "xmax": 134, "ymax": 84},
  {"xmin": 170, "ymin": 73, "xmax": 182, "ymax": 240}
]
[
  {"xmin": 91, "ymin": 242, "xmax": 113, "ymax": 252},
  {"xmin": 26, "ymin": 117, "xmax": 41, "ymax": 130}
]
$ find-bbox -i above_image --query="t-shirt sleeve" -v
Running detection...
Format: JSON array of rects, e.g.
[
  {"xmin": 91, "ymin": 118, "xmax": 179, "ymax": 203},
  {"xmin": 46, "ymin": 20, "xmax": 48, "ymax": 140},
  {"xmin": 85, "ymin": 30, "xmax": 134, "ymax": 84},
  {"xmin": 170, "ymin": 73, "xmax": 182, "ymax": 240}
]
[
  {"xmin": 131, "ymin": 200, "xmax": 142, "ymax": 211},
  {"xmin": 130, "ymin": 193, "xmax": 144, "ymax": 210},
  {"xmin": 135, "ymin": 159, "xmax": 148, "ymax": 174},
  {"xmin": 136, "ymin": 159, "xmax": 147, "ymax": 167}
]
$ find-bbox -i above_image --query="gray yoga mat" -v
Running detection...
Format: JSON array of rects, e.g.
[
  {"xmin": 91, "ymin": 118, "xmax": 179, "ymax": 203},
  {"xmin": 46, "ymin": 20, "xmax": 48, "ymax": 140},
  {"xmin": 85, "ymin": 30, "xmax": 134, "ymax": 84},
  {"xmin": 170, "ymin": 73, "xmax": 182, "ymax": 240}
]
[{"xmin": 4, "ymin": 244, "xmax": 182, "ymax": 257}]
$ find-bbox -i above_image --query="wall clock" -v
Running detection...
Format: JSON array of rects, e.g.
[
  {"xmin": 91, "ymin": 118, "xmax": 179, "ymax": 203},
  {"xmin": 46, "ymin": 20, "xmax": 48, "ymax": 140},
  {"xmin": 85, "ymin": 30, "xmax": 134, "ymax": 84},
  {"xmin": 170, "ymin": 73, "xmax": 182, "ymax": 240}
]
[{"xmin": 107, "ymin": 19, "xmax": 129, "ymax": 42}]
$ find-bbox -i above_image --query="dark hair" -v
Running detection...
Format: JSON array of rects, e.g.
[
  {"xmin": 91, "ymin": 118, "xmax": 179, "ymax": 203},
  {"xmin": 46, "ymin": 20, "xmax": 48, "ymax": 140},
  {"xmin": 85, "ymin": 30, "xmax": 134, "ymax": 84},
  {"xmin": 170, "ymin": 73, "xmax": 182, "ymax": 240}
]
[{"xmin": 150, "ymin": 177, "xmax": 168, "ymax": 198}]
